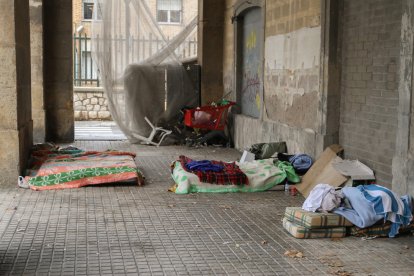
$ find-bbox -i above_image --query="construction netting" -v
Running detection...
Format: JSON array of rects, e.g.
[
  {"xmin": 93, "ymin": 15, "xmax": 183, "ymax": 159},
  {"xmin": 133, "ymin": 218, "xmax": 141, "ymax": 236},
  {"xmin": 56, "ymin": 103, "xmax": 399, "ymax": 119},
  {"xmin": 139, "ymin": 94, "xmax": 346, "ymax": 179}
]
[{"xmin": 92, "ymin": 0, "xmax": 198, "ymax": 143}]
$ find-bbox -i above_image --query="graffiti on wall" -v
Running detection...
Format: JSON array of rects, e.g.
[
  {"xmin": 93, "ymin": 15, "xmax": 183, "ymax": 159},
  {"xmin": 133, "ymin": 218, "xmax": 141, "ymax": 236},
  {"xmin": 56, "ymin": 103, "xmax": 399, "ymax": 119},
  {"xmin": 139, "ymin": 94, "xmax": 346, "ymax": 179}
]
[{"xmin": 241, "ymin": 8, "xmax": 263, "ymax": 118}]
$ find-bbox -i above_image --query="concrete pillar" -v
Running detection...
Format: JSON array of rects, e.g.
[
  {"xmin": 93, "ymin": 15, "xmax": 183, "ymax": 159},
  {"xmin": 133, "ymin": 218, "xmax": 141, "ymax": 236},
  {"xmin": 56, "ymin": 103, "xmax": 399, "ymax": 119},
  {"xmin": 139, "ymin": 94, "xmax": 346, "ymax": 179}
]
[
  {"xmin": 198, "ymin": 0, "xmax": 225, "ymax": 104},
  {"xmin": 0, "ymin": 0, "xmax": 33, "ymax": 184},
  {"xmin": 30, "ymin": 0, "xmax": 45, "ymax": 143},
  {"xmin": 392, "ymin": 0, "xmax": 414, "ymax": 196},
  {"xmin": 316, "ymin": 0, "xmax": 342, "ymax": 155},
  {"xmin": 43, "ymin": 0, "xmax": 74, "ymax": 142}
]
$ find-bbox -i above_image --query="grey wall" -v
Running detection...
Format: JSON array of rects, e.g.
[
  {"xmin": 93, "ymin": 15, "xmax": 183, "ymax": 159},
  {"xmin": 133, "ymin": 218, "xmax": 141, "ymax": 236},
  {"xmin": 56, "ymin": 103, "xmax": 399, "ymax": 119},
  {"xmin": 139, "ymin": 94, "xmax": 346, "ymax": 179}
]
[
  {"xmin": 339, "ymin": 0, "xmax": 402, "ymax": 187},
  {"xmin": 228, "ymin": 0, "xmax": 341, "ymax": 157}
]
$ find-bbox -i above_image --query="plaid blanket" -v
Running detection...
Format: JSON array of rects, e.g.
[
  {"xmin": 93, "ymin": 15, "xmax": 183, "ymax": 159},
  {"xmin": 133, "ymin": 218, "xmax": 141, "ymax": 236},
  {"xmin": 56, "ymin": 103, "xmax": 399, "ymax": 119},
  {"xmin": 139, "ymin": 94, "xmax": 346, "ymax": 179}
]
[
  {"xmin": 178, "ymin": 155, "xmax": 248, "ymax": 186},
  {"xmin": 284, "ymin": 207, "xmax": 353, "ymax": 229},
  {"xmin": 282, "ymin": 218, "xmax": 347, "ymax": 239},
  {"xmin": 349, "ymin": 221, "xmax": 414, "ymax": 237}
]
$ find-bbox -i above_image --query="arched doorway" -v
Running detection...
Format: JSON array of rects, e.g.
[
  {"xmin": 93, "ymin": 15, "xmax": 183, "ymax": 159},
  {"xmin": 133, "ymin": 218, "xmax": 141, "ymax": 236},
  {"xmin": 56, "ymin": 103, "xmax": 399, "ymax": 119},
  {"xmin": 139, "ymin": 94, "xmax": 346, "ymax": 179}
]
[{"xmin": 234, "ymin": 1, "xmax": 264, "ymax": 119}]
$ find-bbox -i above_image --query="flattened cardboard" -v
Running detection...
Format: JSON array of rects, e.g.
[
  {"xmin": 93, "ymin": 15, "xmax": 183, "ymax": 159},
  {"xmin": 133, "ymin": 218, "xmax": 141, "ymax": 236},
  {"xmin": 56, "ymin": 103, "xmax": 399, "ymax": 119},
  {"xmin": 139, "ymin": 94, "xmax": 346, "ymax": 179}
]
[
  {"xmin": 331, "ymin": 159, "xmax": 375, "ymax": 180},
  {"xmin": 296, "ymin": 145, "xmax": 348, "ymax": 198}
]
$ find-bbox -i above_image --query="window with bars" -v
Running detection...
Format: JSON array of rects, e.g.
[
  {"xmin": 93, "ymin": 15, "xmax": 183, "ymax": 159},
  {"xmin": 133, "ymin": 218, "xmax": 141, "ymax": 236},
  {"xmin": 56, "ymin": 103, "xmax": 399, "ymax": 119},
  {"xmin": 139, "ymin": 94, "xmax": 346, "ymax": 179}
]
[
  {"xmin": 82, "ymin": 0, "xmax": 102, "ymax": 21},
  {"xmin": 157, "ymin": 0, "xmax": 182, "ymax": 24}
]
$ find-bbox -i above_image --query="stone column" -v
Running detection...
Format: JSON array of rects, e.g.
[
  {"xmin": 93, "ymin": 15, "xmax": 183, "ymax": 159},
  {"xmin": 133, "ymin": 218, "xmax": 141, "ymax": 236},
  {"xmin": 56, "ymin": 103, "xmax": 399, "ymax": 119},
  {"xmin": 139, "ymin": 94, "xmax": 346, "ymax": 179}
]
[
  {"xmin": 392, "ymin": 0, "xmax": 414, "ymax": 196},
  {"xmin": 30, "ymin": 0, "xmax": 45, "ymax": 143},
  {"xmin": 315, "ymin": 0, "xmax": 343, "ymax": 156},
  {"xmin": 0, "ymin": 0, "xmax": 33, "ymax": 184},
  {"xmin": 43, "ymin": 0, "xmax": 74, "ymax": 142},
  {"xmin": 198, "ymin": 0, "xmax": 225, "ymax": 104}
]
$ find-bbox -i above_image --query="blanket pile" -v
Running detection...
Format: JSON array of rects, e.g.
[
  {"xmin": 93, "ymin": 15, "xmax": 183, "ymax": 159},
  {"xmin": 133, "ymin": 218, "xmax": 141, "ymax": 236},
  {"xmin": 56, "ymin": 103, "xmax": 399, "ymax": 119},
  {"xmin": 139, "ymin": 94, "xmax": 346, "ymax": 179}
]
[
  {"xmin": 171, "ymin": 158, "xmax": 286, "ymax": 194},
  {"xmin": 23, "ymin": 144, "xmax": 144, "ymax": 191},
  {"xmin": 179, "ymin": 155, "xmax": 248, "ymax": 186}
]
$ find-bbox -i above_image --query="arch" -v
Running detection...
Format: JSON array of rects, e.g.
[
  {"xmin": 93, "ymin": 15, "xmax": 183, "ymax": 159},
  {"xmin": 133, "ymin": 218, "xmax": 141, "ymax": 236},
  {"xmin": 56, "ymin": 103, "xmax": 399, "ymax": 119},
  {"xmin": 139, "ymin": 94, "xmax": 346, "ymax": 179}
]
[{"xmin": 233, "ymin": 0, "xmax": 265, "ymax": 119}]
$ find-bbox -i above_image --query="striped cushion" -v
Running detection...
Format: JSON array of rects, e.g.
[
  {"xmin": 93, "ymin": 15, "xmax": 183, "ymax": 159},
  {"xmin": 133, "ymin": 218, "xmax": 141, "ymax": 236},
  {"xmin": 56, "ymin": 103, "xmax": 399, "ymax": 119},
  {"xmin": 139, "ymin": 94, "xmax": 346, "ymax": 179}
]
[
  {"xmin": 283, "ymin": 218, "xmax": 347, "ymax": 239},
  {"xmin": 284, "ymin": 207, "xmax": 353, "ymax": 228},
  {"xmin": 349, "ymin": 221, "xmax": 414, "ymax": 237}
]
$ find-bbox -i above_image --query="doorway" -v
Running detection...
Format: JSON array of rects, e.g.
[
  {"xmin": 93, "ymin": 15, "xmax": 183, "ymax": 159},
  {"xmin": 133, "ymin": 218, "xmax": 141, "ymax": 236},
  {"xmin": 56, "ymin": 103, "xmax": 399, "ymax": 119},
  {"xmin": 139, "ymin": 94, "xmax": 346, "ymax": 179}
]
[{"xmin": 235, "ymin": 3, "xmax": 264, "ymax": 119}]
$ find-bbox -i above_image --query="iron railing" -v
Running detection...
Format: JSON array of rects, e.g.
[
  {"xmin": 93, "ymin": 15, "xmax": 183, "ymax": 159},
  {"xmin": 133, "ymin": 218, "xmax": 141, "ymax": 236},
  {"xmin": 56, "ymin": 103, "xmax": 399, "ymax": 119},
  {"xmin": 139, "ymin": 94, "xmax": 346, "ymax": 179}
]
[{"xmin": 73, "ymin": 33, "xmax": 198, "ymax": 87}]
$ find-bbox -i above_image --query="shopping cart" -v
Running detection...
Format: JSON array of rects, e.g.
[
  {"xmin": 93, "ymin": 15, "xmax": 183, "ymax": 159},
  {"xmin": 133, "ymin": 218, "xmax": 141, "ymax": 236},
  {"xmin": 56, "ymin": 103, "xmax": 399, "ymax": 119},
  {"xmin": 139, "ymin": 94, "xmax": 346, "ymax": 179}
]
[{"xmin": 183, "ymin": 101, "xmax": 235, "ymax": 131}]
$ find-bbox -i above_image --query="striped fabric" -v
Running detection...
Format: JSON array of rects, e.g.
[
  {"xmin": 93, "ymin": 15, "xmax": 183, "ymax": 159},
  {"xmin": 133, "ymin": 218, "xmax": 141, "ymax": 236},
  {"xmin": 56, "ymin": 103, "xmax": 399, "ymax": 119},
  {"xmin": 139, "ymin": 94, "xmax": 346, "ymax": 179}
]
[
  {"xmin": 349, "ymin": 221, "xmax": 414, "ymax": 237},
  {"xmin": 284, "ymin": 207, "xmax": 353, "ymax": 229},
  {"xmin": 282, "ymin": 218, "xmax": 347, "ymax": 239}
]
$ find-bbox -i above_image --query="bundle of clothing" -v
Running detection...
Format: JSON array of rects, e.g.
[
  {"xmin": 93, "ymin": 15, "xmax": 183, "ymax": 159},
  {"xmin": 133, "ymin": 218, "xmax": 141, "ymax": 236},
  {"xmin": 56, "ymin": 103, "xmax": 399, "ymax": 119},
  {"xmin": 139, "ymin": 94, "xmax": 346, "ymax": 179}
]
[
  {"xmin": 179, "ymin": 155, "xmax": 248, "ymax": 186},
  {"xmin": 170, "ymin": 155, "xmax": 298, "ymax": 194},
  {"xmin": 297, "ymin": 184, "xmax": 414, "ymax": 238},
  {"xmin": 277, "ymin": 153, "xmax": 313, "ymax": 175}
]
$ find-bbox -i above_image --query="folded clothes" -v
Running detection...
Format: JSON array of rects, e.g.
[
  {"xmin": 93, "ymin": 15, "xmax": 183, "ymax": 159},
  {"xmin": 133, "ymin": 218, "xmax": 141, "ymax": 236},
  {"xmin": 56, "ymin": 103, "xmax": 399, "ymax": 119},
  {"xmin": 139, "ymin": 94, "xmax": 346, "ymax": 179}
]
[
  {"xmin": 185, "ymin": 160, "xmax": 224, "ymax": 172},
  {"xmin": 277, "ymin": 153, "xmax": 313, "ymax": 174},
  {"xmin": 289, "ymin": 154, "xmax": 313, "ymax": 174}
]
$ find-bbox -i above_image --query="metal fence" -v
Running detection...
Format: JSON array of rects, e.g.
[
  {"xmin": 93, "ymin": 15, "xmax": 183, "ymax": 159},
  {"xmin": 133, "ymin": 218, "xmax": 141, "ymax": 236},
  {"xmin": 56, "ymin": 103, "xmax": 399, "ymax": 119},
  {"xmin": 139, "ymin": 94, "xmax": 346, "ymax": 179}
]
[{"xmin": 73, "ymin": 33, "xmax": 198, "ymax": 87}]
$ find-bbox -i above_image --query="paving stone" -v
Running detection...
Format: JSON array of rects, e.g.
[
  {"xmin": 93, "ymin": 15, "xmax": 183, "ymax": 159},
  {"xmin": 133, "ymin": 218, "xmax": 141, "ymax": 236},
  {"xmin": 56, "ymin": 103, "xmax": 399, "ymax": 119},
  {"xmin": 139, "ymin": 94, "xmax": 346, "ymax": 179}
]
[{"xmin": 0, "ymin": 141, "xmax": 412, "ymax": 275}]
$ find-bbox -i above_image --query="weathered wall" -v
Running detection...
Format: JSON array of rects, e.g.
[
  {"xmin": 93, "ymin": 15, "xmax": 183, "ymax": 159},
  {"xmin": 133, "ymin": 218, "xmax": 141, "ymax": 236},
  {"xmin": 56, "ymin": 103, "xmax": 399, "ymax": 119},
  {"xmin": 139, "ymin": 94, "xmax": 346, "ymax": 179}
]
[
  {"xmin": 30, "ymin": 0, "xmax": 45, "ymax": 143},
  {"xmin": 223, "ymin": 0, "xmax": 236, "ymax": 98},
  {"xmin": 225, "ymin": 0, "xmax": 329, "ymax": 156},
  {"xmin": 264, "ymin": 0, "xmax": 321, "ymax": 131},
  {"xmin": 0, "ymin": 0, "xmax": 32, "ymax": 184},
  {"xmin": 339, "ymin": 0, "xmax": 402, "ymax": 186},
  {"xmin": 74, "ymin": 88, "xmax": 111, "ymax": 121},
  {"xmin": 392, "ymin": 0, "xmax": 414, "ymax": 196},
  {"xmin": 44, "ymin": 0, "xmax": 74, "ymax": 142}
]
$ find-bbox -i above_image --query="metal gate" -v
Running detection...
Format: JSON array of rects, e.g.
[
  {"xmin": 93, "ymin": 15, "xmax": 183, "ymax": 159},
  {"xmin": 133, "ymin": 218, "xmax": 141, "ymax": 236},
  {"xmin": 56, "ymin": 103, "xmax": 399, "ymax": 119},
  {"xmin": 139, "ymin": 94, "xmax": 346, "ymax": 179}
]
[{"xmin": 240, "ymin": 7, "xmax": 263, "ymax": 118}]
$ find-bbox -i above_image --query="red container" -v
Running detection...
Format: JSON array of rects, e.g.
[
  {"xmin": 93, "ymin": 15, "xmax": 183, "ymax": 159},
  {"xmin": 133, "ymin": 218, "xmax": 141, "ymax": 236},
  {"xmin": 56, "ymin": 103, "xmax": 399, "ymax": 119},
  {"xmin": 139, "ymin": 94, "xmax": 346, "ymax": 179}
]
[
  {"xmin": 289, "ymin": 186, "xmax": 298, "ymax": 196},
  {"xmin": 184, "ymin": 102, "xmax": 235, "ymax": 131}
]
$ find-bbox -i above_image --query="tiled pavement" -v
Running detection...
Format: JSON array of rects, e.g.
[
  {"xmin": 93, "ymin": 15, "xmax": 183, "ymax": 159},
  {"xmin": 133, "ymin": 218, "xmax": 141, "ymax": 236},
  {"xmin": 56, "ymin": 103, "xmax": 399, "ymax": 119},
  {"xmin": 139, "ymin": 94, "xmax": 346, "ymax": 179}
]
[
  {"xmin": 0, "ymin": 140, "xmax": 413, "ymax": 275},
  {"xmin": 75, "ymin": 121, "xmax": 127, "ymax": 140}
]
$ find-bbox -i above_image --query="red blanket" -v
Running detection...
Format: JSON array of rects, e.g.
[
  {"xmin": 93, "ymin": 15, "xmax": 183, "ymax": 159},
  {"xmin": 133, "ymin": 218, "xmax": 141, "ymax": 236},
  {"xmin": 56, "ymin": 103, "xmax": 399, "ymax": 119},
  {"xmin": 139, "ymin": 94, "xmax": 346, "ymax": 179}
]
[{"xmin": 178, "ymin": 155, "xmax": 248, "ymax": 186}]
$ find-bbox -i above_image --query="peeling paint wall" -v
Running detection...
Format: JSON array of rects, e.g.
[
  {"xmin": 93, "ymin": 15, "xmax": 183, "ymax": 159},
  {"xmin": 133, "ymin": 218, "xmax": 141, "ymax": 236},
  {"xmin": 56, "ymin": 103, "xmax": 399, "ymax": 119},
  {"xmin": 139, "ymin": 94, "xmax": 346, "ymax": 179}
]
[
  {"xmin": 223, "ymin": 0, "xmax": 324, "ymax": 155},
  {"xmin": 264, "ymin": 0, "xmax": 321, "ymax": 131},
  {"xmin": 264, "ymin": 27, "xmax": 320, "ymax": 130}
]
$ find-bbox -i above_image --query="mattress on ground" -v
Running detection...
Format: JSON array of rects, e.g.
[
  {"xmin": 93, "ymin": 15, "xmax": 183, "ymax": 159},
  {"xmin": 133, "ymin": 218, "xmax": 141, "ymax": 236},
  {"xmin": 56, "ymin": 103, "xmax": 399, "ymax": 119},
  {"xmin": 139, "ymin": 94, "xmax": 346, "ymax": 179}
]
[
  {"xmin": 349, "ymin": 221, "xmax": 414, "ymax": 237},
  {"xmin": 25, "ymin": 148, "xmax": 144, "ymax": 191},
  {"xmin": 171, "ymin": 159, "xmax": 285, "ymax": 194},
  {"xmin": 285, "ymin": 207, "xmax": 353, "ymax": 229},
  {"xmin": 283, "ymin": 218, "xmax": 347, "ymax": 239}
]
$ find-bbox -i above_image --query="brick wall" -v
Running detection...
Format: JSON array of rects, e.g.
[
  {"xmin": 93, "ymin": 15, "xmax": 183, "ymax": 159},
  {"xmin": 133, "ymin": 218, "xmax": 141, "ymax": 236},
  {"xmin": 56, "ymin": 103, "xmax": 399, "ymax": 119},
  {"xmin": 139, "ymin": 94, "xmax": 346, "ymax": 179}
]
[
  {"xmin": 265, "ymin": 0, "xmax": 321, "ymax": 36},
  {"xmin": 339, "ymin": 0, "xmax": 402, "ymax": 186}
]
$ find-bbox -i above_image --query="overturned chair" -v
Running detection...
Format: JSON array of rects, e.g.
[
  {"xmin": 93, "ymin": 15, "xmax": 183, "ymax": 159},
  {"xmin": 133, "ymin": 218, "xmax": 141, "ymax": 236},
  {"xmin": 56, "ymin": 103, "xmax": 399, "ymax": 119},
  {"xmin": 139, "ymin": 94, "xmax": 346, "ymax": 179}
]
[{"xmin": 131, "ymin": 116, "xmax": 172, "ymax": 147}]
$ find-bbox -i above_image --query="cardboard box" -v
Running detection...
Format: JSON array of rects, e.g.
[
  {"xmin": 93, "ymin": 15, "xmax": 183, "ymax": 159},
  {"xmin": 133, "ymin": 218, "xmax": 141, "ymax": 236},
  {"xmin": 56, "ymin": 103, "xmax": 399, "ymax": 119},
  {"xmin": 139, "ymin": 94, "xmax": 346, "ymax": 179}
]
[{"xmin": 296, "ymin": 145, "xmax": 348, "ymax": 198}]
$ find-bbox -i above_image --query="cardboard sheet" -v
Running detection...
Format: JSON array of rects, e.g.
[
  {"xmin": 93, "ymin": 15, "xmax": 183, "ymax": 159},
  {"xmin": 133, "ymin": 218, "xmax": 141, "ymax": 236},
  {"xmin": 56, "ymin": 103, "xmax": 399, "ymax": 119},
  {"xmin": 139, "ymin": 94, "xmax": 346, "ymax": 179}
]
[
  {"xmin": 331, "ymin": 159, "xmax": 375, "ymax": 180},
  {"xmin": 296, "ymin": 145, "xmax": 348, "ymax": 198}
]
